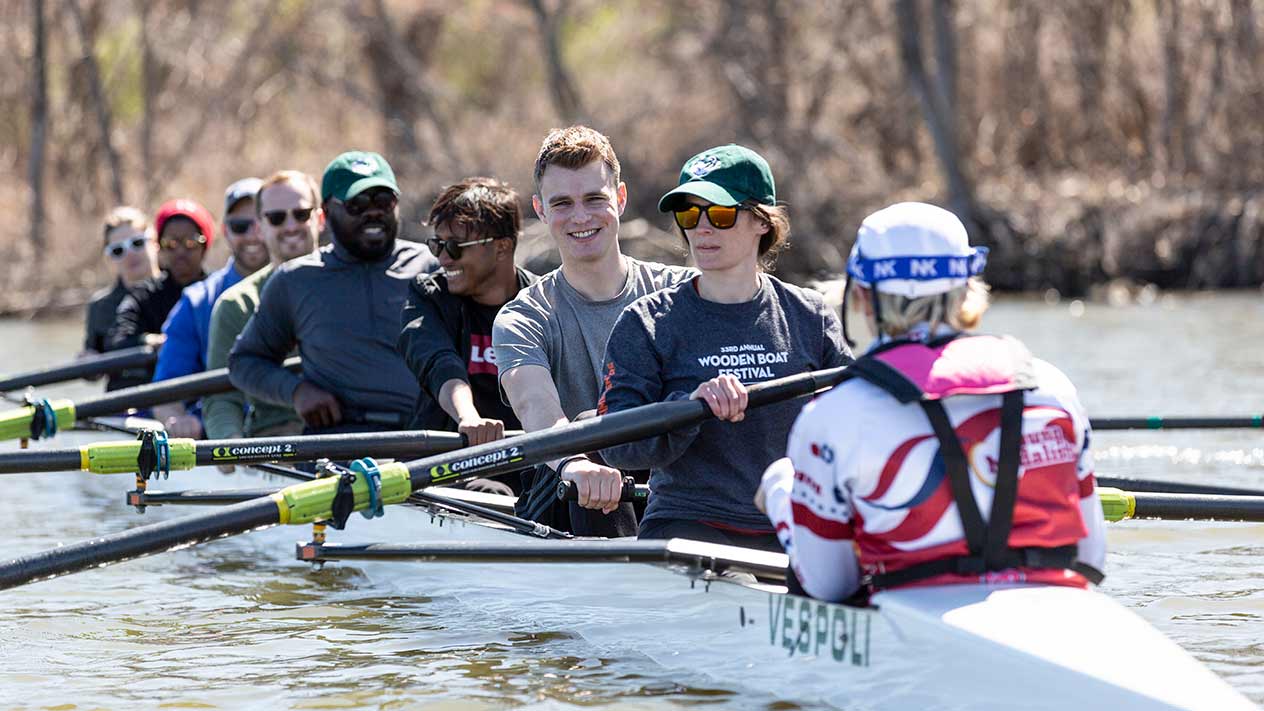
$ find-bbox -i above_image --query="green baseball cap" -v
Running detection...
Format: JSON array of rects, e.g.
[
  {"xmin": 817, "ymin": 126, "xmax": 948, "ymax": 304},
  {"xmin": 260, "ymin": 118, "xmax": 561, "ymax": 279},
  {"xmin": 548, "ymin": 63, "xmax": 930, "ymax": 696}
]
[
  {"xmin": 657, "ymin": 144, "xmax": 776, "ymax": 212},
  {"xmin": 321, "ymin": 151, "xmax": 399, "ymax": 202}
]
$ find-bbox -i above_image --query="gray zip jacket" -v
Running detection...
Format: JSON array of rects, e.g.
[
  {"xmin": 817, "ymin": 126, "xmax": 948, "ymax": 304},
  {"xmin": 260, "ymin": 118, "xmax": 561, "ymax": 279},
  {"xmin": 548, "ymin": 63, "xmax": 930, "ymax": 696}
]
[{"xmin": 229, "ymin": 239, "xmax": 437, "ymax": 415}]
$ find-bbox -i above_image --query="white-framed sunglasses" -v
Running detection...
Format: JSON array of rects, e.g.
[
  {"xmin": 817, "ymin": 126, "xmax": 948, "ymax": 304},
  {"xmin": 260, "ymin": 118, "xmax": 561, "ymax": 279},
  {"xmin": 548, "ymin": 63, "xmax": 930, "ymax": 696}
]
[{"xmin": 103, "ymin": 235, "xmax": 150, "ymax": 260}]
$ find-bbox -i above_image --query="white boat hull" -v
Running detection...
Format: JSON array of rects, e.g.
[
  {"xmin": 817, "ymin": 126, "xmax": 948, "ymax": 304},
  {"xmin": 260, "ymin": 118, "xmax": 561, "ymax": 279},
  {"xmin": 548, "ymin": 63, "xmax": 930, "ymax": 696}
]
[{"xmin": 284, "ymin": 482, "xmax": 1256, "ymax": 711}]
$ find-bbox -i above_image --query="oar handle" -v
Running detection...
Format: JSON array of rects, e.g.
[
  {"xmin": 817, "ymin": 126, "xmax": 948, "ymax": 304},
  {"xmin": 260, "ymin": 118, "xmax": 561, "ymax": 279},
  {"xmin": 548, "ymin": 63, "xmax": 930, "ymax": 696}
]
[{"xmin": 555, "ymin": 477, "xmax": 647, "ymax": 503}]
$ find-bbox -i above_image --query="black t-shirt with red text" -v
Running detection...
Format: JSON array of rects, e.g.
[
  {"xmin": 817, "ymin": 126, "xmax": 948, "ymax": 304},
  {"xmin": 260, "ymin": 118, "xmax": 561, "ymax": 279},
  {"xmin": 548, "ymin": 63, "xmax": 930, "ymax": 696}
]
[{"xmin": 467, "ymin": 300, "xmax": 519, "ymax": 428}]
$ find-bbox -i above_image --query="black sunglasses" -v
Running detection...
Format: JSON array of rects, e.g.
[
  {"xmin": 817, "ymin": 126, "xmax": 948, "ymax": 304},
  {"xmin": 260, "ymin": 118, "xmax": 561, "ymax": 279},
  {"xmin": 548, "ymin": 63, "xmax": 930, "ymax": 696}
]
[
  {"xmin": 426, "ymin": 236, "xmax": 496, "ymax": 260},
  {"xmin": 226, "ymin": 217, "xmax": 256, "ymax": 235},
  {"xmin": 341, "ymin": 191, "xmax": 397, "ymax": 217},
  {"xmin": 262, "ymin": 208, "xmax": 314, "ymax": 227}
]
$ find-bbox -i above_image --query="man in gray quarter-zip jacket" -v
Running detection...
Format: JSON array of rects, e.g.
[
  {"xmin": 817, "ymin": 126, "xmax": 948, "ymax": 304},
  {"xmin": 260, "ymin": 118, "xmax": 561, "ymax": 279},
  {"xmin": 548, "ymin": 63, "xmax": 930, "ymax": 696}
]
[{"xmin": 229, "ymin": 151, "xmax": 438, "ymax": 434}]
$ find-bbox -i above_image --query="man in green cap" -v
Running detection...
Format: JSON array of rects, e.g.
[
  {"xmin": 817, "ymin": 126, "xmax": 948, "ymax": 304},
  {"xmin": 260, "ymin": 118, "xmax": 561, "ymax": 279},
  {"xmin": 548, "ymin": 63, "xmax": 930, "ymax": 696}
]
[{"xmin": 229, "ymin": 151, "xmax": 439, "ymax": 434}]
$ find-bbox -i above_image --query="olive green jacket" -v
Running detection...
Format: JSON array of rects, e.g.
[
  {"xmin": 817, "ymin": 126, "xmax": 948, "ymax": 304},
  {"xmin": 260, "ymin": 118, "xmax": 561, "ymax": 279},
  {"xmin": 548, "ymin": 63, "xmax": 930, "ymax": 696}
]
[{"xmin": 204, "ymin": 265, "xmax": 303, "ymax": 439}]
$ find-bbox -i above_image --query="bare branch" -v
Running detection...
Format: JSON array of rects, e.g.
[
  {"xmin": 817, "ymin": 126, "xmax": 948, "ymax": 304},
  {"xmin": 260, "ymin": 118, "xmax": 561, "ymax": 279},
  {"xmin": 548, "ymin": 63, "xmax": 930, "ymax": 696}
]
[
  {"xmin": 66, "ymin": 0, "xmax": 124, "ymax": 204},
  {"xmin": 28, "ymin": 0, "xmax": 48, "ymax": 251}
]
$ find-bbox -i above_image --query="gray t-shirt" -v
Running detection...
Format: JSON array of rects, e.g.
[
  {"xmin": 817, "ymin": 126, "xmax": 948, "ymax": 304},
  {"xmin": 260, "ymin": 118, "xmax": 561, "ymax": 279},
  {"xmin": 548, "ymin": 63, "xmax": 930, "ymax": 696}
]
[
  {"xmin": 493, "ymin": 256, "xmax": 694, "ymax": 419},
  {"xmin": 597, "ymin": 274, "xmax": 852, "ymax": 530}
]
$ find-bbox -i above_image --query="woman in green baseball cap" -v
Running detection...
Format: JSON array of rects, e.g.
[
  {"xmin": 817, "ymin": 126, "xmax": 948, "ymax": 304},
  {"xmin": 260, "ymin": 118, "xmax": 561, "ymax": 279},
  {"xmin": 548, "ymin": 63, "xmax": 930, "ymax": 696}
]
[{"xmin": 588, "ymin": 144, "xmax": 852, "ymax": 550}]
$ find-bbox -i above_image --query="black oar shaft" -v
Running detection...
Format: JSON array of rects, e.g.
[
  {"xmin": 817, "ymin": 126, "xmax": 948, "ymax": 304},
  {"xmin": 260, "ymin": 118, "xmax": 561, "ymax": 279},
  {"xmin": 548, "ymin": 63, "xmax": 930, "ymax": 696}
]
[
  {"xmin": 194, "ymin": 430, "xmax": 466, "ymax": 466},
  {"xmin": 1132, "ymin": 492, "xmax": 1264, "ymax": 522},
  {"xmin": 74, "ymin": 357, "xmax": 301, "ymax": 419},
  {"xmin": 1091, "ymin": 416, "xmax": 1264, "ymax": 430},
  {"xmin": 1097, "ymin": 476, "xmax": 1264, "ymax": 497},
  {"xmin": 0, "ymin": 429, "xmax": 470, "ymax": 474},
  {"xmin": 0, "ymin": 346, "xmax": 156, "ymax": 392},
  {"xmin": 404, "ymin": 365, "xmax": 849, "ymax": 490},
  {"xmin": 0, "ymin": 497, "xmax": 280, "ymax": 590},
  {"xmin": 129, "ymin": 488, "xmax": 280, "ymax": 505},
  {"xmin": 0, "ymin": 449, "xmax": 84, "ymax": 473}
]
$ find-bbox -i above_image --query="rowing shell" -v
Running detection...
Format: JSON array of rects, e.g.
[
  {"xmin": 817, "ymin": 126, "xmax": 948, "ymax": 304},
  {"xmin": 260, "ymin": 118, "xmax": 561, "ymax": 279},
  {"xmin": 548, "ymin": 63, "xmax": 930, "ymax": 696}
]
[
  {"xmin": 19, "ymin": 424, "xmax": 1255, "ymax": 711},
  {"xmin": 208, "ymin": 465, "xmax": 1253, "ymax": 711}
]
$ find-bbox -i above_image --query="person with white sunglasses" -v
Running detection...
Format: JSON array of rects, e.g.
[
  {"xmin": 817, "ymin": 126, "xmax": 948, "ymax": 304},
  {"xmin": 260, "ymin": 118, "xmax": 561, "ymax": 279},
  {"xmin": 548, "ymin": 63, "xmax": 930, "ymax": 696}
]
[{"xmin": 81, "ymin": 206, "xmax": 160, "ymax": 390}]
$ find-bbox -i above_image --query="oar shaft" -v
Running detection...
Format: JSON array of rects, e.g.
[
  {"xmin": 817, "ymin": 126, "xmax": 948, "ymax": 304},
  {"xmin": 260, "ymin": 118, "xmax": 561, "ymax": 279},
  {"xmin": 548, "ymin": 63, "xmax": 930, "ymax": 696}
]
[
  {"xmin": 0, "ymin": 497, "xmax": 281, "ymax": 590},
  {"xmin": 1131, "ymin": 492, "xmax": 1264, "ymax": 522},
  {"xmin": 74, "ymin": 357, "xmax": 301, "ymax": 420},
  {"xmin": 1096, "ymin": 476, "xmax": 1264, "ymax": 497},
  {"xmin": 0, "ymin": 429, "xmax": 475, "ymax": 475},
  {"xmin": 1100, "ymin": 487, "xmax": 1264, "ymax": 522},
  {"xmin": 403, "ymin": 364, "xmax": 850, "ymax": 490},
  {"xmin": 194, "ymin": 430, "xmax": 467, "ymax": 466},
  {"xmin": 1091, "ymin": 416, "xmax": 1264, "ymax": 430},
  {"xmin": 0, "ymin": 449, "xmax": 84, "ymax": 473},
  {"xmin": 0, "ymin": 346, "xmax": 157, "ymax": 392}
]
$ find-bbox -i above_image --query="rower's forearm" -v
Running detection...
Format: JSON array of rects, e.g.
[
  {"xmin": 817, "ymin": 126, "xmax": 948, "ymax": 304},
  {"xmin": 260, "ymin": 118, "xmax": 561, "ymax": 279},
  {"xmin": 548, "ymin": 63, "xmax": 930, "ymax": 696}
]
[
  {"xmin": 202, "ymin": 393, "xmax": 247, "ymax": 440},
  {"xmin": 513, "ymin": 402, "xmax": 571, "ymax": 468},
  {"xmin": 227, "ymin": 354, "xmax": 302, "ymax": 408},
  {"xmin": 438, "ymin": 379, "xmax": 479, "ymax": 422}
]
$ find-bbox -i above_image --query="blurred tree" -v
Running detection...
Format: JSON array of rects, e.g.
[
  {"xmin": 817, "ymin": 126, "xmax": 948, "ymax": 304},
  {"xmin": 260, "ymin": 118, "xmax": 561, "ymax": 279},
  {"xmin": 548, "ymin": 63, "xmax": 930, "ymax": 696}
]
[
  {"xmin": 67, "ymin": 0, "xmax": 125, "ymax": 204},
  {"xmin": 28, "ymin": 0, "xmax": 48, "ymax": 252}
]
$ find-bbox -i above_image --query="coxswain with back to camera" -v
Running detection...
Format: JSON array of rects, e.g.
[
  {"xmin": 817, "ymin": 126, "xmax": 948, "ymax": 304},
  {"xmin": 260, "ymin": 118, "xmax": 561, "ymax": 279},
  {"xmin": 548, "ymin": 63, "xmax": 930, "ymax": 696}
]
[{"xmin": 758, "ymin": 202, "xmax": 1107, "ymax": 602}]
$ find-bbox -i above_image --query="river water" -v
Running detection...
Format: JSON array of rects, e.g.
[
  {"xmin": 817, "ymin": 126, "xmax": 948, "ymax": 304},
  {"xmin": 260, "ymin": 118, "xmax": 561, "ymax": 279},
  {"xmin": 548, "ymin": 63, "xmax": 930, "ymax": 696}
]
[{"xmin": 0, "ymin": 292, "xmax": 1261, "ymax": 710}]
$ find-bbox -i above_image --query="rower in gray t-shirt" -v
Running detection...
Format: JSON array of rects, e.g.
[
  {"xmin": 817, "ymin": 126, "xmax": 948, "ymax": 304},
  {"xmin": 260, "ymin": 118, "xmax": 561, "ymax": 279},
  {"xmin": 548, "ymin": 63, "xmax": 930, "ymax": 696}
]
[{"xmin": 493, "ymin": 255, "xmax": 693, "ymax": 419}]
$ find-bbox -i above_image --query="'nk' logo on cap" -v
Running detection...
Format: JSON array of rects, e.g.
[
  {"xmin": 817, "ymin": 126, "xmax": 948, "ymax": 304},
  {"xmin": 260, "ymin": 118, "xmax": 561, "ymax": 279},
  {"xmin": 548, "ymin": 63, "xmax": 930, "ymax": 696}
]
[
  {"xmin": 350, "ymin": 157, "xmax": 377, "ymax": 175},
  {"xmin": 687, "ymin": 155, "xmax": 722, "ymax": 178}
]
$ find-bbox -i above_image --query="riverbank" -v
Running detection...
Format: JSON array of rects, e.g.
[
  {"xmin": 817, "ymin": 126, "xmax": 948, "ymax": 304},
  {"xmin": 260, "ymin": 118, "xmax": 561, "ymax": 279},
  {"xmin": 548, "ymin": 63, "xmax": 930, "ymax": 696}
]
[{"xmin": 3, "ymin": 185, "xmax": 1261, "ymax": 321}]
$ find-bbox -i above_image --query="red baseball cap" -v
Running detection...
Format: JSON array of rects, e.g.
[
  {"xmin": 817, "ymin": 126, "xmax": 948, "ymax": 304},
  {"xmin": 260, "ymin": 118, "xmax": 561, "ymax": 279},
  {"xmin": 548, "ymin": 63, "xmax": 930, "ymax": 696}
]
[{"xmin": 154, "ymin": 199, "xmax": 216, "ymax": 249}]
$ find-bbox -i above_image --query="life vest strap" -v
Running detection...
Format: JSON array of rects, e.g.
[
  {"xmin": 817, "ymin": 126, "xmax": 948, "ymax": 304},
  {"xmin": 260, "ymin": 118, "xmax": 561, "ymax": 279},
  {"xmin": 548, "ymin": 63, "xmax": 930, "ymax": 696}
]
[
  {"xmin": 868, "ymin": 544, "xmax": 1098, "ymax": 589},
  {"xmin": 984, "ymin": 390, "xmax": 1025, "ymax": 569}
]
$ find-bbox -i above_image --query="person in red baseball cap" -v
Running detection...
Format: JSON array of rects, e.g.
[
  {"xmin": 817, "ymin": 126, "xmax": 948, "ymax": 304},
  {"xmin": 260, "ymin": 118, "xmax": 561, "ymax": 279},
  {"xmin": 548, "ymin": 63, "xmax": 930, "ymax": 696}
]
[{"xmin": 105, "ymin": 199, "xmax": 213, "ymax": 378}]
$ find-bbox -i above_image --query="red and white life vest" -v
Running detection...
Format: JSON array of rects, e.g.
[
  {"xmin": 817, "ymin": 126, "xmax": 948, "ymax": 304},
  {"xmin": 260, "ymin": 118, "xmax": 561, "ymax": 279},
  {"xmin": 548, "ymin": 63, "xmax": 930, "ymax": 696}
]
[{"xmin": 830, "ymin": 333, "xmax": 1103, "ymax": 589}]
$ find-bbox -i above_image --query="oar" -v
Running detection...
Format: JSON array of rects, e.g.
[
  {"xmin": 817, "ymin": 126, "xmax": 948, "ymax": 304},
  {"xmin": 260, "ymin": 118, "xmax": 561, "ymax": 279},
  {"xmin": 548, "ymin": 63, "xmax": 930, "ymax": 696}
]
[
  {"xmin": 0, "ymin": 429, "xmax": 521, "ymax": 475},
  {"xmin": 1096, "ymin": 476, "xmax": 1264, "ymax": 497},
  {"xmin": 0, "ymin": 346, "xmax": 157, "ymax": 392},
  {"xmin": 1091, "ymin": 415, "xmax": 1263, "ymax": 430},
  {"xmin": 1099, "ymin": 487, "xmax": 1264, "ymax": 522},
  {"xmin": 0, "ymin": 357, "xmax": 301, "ymax": 442},
  {"xmin": 297, "ymin": 538, "xmax": 789, "ymax": 581},
  {"xmin": 0, "ymin": 364, "xmax": 847, "ymax": 590}
]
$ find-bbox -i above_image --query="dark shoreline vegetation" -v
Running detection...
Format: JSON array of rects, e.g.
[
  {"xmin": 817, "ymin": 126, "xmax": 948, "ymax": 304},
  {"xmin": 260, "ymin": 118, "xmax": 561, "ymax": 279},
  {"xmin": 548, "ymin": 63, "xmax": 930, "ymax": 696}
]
[{"xmin": 4, "ymin": 2, "xmax": 1262, "ymax": 318}]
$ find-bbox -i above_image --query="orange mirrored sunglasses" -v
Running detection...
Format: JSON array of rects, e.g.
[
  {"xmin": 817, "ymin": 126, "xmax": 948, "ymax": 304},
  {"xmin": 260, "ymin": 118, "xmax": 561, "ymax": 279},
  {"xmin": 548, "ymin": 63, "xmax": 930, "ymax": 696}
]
[{"xmin": 673, "ymin": 204, "xmax": 745, "ymax": 230}]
